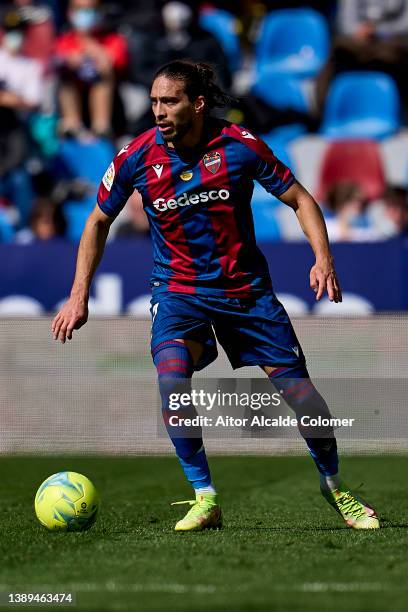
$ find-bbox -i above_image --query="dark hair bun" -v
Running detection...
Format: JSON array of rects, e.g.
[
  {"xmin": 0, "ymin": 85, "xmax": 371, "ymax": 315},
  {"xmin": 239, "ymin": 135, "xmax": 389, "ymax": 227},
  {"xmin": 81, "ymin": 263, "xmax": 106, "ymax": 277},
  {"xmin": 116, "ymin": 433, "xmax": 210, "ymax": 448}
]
[{"xmin": 195, "ymin": 63, "xmax": 214, "ymax": 84}]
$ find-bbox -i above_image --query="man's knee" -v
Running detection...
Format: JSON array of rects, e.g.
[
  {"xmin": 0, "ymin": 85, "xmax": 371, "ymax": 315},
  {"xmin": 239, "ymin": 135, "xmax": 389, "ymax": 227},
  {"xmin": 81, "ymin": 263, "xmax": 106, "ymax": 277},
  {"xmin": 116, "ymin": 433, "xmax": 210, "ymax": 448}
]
[{"xmin": 152, "ymin": 340, "xmax": 194, "ymax": 378}]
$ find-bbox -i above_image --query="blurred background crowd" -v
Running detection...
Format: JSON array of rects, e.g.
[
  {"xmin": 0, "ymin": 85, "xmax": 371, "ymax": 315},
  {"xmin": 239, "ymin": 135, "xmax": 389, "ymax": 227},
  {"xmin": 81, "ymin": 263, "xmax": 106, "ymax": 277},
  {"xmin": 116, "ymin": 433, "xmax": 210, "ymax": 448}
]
[{"xmin": 1, "ymin": 0, "xmax": 408, "ymax": 244}]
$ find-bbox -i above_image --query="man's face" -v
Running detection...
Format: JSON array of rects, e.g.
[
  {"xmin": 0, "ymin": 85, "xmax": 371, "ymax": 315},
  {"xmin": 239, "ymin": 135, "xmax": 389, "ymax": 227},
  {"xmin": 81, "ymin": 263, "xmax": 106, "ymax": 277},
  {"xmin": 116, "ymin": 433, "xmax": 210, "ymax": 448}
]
[{"xmin": 150, "ymin": 76, "xmax": 200, "ymax": 143}]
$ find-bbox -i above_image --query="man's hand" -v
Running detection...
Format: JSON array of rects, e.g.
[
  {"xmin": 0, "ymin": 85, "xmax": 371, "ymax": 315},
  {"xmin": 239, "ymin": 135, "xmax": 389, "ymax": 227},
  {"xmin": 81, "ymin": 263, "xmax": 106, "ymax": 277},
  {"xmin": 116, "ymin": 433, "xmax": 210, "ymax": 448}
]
[
  {"xmin": 51, "ymin": 205, "xmax": 112, "ymax": 343},
  {"xmin": 65, "ymin": 52, "xmax": 84, "ymax": 70},
  {"xmin": 51, "ymin": 296, "xmax": 89, "ymax": 343},
  {"xmin": 278, "ymin": 182, "xmax": 343, "ymax": 305},
  {"xmin": 82, "ymin": 39, "xmax": 113, "ymax": 74},
  {"xmin": 310, "ymin": 259, "xmax": 342, "ymax": 302}
]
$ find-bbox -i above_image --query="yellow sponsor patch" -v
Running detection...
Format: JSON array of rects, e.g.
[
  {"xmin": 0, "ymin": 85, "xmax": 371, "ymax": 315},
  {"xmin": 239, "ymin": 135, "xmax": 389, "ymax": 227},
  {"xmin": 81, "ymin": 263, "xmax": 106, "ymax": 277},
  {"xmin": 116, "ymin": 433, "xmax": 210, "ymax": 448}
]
[{"xmin": 180, "ymin": 170, "xmax": 193, "ymax": 181}]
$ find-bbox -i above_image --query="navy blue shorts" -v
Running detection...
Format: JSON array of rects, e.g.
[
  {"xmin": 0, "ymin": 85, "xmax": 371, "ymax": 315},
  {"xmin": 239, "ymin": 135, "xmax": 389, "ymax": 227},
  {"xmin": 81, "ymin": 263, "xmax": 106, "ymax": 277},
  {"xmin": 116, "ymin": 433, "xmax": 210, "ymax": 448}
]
[{"xmin": 150, "ymin": 289, "xmax": 306, "ymax": 372}]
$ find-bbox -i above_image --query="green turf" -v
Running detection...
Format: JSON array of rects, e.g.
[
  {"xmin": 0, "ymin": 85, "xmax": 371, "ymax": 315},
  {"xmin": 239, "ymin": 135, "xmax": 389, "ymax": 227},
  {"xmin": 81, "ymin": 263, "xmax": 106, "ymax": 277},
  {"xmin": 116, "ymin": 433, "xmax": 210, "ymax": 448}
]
[{"xmin": 0, "ymin": 455, "xmax": 407, "ymax": 612}]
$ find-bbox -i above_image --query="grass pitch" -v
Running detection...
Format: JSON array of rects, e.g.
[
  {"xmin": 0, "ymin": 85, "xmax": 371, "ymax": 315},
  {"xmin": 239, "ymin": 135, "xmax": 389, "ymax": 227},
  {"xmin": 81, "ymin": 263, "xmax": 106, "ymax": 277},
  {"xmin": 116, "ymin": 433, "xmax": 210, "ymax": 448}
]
[{"xmin": 0, "ymin": 455, "xmax": 407, "ymax": 612}]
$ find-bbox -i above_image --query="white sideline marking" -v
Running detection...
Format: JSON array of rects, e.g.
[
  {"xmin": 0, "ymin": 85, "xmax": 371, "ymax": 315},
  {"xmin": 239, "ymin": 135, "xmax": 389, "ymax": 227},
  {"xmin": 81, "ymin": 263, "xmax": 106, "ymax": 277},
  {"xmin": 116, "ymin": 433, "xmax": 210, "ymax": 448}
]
[
  {"xmin": 0, "ymin": 582, "xmax": 388, "ymax": 595},
  {"xmin": 0, "ymin": 583, "xmax": 217, "ymax": 594},
  {"xmin": 298, "ymin": 582, "xmax": 385, "ymax": 592}
]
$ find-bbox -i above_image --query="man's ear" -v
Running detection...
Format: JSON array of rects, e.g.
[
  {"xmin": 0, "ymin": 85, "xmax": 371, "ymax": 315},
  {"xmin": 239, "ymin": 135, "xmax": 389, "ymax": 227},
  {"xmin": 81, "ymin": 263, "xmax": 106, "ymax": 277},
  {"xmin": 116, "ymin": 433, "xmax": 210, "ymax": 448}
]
[{"xmin": 195, "ymin": 95, "xmax": 205, "ymax": 114}]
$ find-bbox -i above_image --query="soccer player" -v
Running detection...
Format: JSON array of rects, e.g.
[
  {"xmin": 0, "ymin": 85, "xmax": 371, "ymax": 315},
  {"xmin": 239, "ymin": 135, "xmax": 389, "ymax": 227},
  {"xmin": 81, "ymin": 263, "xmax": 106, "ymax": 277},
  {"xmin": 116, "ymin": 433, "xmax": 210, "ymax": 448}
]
[{"xmin": 52, "ymin": 60, "xmax": 379, "ymax": 531}]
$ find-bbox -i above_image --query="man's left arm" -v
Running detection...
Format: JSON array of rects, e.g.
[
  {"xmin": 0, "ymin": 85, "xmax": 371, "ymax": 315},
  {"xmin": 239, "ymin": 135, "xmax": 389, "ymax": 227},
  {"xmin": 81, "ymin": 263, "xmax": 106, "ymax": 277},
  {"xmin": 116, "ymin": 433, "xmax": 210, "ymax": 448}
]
[{"xmin": 278, "ymin": 181, "xmax": 342, "ymax": 303}]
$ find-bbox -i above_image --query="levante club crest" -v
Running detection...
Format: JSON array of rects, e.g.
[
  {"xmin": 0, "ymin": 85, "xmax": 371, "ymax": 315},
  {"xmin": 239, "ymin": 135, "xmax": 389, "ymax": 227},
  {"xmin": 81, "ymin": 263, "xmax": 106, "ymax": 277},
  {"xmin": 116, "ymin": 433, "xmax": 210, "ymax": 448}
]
[{"xmin": 203, "ymin": 152, "xmax": 221, "ymax": 174}]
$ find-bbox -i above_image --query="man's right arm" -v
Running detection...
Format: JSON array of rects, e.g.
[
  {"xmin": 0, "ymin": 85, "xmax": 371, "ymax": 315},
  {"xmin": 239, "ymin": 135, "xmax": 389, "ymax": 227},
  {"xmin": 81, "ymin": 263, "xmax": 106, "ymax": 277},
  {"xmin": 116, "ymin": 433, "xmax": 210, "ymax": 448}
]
[{"xmin": 51, "ymin": 205, "xmax": 114, "ymax": 343}]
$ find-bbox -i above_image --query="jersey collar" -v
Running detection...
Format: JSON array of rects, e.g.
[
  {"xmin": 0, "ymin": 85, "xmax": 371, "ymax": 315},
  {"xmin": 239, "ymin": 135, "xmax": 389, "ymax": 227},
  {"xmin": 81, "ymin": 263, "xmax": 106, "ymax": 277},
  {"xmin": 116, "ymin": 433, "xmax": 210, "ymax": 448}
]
[{"xmin": 155, "ymin": 126, "xmax": 165, "ymax": 145}]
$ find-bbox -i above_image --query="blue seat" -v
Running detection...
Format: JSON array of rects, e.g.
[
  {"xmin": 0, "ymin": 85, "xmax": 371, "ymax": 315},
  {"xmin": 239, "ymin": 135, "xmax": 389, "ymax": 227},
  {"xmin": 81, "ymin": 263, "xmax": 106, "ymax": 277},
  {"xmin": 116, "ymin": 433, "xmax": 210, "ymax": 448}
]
[
  {"xmin": 252, "ymin": 141, "xmax": 295, "ymax": 241},
  {"xmin": 56, "ymin": 137, "xmax": 115, "ymax": 184},
  {"xmin": 251, "ymin": 188, "xmax": 282, "ymax": 241},
  {"xmin": 321, "ymin": 72, "xmax": 400, "ymax": 140},
  {"xmin": 63, "ymin": 200, "xmax": 94, "ymax": 242},
  {"xmin": 255, "ymin": 9, "xmax": 329, "ymax": 79},
  {"xmin": 252, "ymin": 74, "xmax": 309, "ymax": 113},
  {"xmin": 56, "ymin": 138, "xmax": 116, "ymax": 240},
  {"xmin": 0, "ymin": 209, "xmax": 14, "ymax": 243},
  {"xmin": 199, "ymin": 8, "xmax": 242, "ymax": 72}
]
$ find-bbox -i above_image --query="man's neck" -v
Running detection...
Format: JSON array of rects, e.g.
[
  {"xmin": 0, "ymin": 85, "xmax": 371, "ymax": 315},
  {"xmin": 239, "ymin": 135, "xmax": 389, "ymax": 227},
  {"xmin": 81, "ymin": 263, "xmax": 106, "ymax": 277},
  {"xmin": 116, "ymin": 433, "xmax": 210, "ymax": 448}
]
[{"xmin": 168, "ymin": 117, "xmax": 208, "ymax": 151}]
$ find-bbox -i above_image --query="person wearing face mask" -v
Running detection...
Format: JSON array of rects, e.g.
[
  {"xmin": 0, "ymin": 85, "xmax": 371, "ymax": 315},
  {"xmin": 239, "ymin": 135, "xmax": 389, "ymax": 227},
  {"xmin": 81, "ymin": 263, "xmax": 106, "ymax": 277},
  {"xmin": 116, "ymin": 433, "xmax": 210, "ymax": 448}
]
[
  {"xmin": 0, "ymin": 10, "xmax": 43, "ymax": 113},
  {"xmin": 125, "ymin": 2, "xmax": 231, "ymax": 92},
  {"xmin": 11, "ymin": 0, "xmax": 55, "ymax": 71},
  {"xmin": 124, "ymin": 1, "xmax": 231, "ymax": 133},
  {"xmin": 0, "ymin": 9, "xmax": 41, "ymax": 228},
  {"xmin": 55, "ymin": 0, "xmax": 128, "ymax": 138}
]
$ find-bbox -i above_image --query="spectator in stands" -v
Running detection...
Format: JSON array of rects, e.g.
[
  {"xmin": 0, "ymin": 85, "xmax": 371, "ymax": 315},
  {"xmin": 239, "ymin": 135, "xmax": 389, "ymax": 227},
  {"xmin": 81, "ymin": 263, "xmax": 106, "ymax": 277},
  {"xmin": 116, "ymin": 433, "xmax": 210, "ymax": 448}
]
[
  {"xmin": 383, "ymin": 186, "xmax": 408, "ymax": 237},
  {"xmin": 131, "ymin": 1, "xmax": 230, "ymax": 88},
  {"xmin": 0, "ymin": 9, "xmax": 43, "ymax": 111},
  {"xmin": 6, "ymin": 0, "xmax": 56, "ymax": 71},
  {"xmin": 55, "ymin": 0, "xmax": 128, "ymax": 138},
  {"xmin": 15, "ymin": 197, "xmax": 66, "ymax": 243},
  {"xmin": 323, "ymin": 182, "xmax": 382, "ymax": 241},
  {"xmin": 0, "ymin": 8, "xmax": 42, "ymax": 227},
  {"xmin": 123, "ymin": 1, "xmax": 231, "ymax": 132},
  {"xmin": 4, "ymin": 1, "xmax": 58, "ymax": 154},
  {"xmin": 316, "ymin": 0, "xmax": 408, "ymax": 119}
]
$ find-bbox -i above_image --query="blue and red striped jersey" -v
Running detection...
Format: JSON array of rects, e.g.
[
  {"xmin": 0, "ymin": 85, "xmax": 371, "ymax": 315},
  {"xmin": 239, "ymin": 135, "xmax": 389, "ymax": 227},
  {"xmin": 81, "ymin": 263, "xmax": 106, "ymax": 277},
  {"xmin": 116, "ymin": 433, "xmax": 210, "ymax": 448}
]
[{"xmin": 97, "ymin": 120, "xmax": 295, "ymax": 297}]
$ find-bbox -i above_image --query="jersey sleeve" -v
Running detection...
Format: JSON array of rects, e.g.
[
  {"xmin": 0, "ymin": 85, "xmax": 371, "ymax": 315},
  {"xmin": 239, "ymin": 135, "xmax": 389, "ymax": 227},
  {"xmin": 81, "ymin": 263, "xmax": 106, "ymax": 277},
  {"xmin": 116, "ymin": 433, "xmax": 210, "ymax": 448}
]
[
  {"xmin": 253, "ymin": 139, "xmax": 295, "ymax": 197},
  {"xmin": 97, "ymin": 153, "xmax": 134, "ymax": 218},
  {"xmin": 227, "ymin": 125, "xmax": 296, "ymax": 197}
]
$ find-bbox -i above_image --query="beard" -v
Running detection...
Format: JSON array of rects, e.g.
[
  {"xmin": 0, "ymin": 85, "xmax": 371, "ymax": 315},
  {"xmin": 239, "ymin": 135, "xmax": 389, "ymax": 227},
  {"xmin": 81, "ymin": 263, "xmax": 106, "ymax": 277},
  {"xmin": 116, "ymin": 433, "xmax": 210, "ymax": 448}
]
[{"xmin": 162, "ymin": 117, "xmax": 193, "ymax": 143}]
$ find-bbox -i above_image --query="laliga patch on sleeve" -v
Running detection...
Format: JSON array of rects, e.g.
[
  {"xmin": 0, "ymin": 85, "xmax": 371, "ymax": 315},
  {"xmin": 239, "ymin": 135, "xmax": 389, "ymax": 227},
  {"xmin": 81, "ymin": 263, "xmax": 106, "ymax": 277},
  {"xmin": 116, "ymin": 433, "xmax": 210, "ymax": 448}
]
[{"xmin": 102, "ymin": 162, "xmax": 115, "ymax": 191}]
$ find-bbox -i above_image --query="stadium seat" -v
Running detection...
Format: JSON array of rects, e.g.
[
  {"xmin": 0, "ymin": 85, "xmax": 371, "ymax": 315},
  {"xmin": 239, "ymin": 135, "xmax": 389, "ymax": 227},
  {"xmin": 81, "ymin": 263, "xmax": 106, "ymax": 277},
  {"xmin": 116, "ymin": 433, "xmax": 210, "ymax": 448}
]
[
  {"xmin": 321, "ymin": 72, "xmax": 400, "ymax": 140},
  {"xmin": 0, "ymin": 209, "xmax": 14, "ymax": 243},
  {"xmin": 252, "ymin": 74, "xmax": 309, "ymax": 113},
  {"xmin": 56, "ymin": 138, "xmax": 116, "ymax": 240},
  {"xmin": 56, "ymin": 137, "xmax": 115, "ymax": 184},
  {"xmin": 251, "ymin": 186, "xmax": 282, "ymax": 241},
  {"xmin": 316, "ymin": 140, "xmax": 386, "ymax": 202},
  {"xmin": 252, "ymin": 141, "xmax": 295, "ymax": 241},
  {"xmin": 255, "ymin": 9, "xmax": 329, "ymax": 78},
  {"xmin": 199, "ymin": 8, "xmax": 242, "ymax": 72},
  {"xmin": 63, "ymin": 200, "xmax": 94, "ymax": 242}
]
